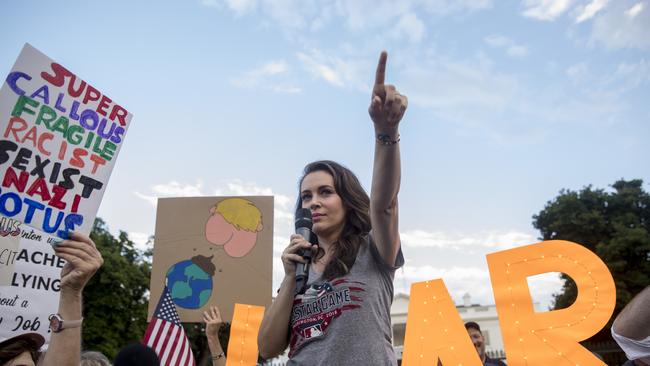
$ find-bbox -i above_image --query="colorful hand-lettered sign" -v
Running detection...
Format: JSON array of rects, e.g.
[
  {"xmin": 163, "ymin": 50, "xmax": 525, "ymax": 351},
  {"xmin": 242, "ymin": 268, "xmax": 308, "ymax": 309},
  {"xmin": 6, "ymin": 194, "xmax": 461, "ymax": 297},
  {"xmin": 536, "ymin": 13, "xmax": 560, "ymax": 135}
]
[
  {"xmin": 0, "ymin": 43, "xmax": 133, "ymax": 237},
  {"xmin": 149, "ymin": 196, "xmax": 273, "ymax": 322},
  {"xmin": 0, "ymin": 217, "xmax": 62, "ymax": 345}
]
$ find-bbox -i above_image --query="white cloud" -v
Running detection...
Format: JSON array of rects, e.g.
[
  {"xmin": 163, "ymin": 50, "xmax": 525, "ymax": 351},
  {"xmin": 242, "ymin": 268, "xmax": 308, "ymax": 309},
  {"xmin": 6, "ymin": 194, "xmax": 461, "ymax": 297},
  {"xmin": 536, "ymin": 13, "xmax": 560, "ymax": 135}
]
[
  {"xmin": 224, "ymin": 0, "xmax": 258, "ymax": 15},
  {"xmin": 296, "ymin": 50, "xmax": 370, "ymax": 90},
  {"xmin": 391, "ymin": 12, "xmax": 426, "ymax": 43},
  {"xmin": 200, "ymin": 0, "xmax": 222, "ymax": 8},
  {"xmin": 575, "ymin": 0, "xmax": 609, "ymax": 22},
  {"xmin": 128, "ymin": 232, "xmax": 152, "ymax": 252},
  {"xmin": 399, "ymin": 265, "xmax": 489, "ymax": 282},
  {"xmin": 297, "ymin": 51, "xmax": 344, "ymax": 87},
  {"xmin": 601, "ymin": 59, "xmax": 650, "ymax": 93},
  {"xmin": 527, "ymin": 272, "xmax": 563, "ymax": 311},
  {"xmin": 590, "ymin": 1, "xmax": 650, "ymax": 49},
  {"xmin": 402, "ymin": 55, "xmax": 519, "ymax": 114},
  {"xmin": 394, "ymin": 264, "xmax": 496, "ymax": 305},
  {"xmin": 485, "ymin": 35, "xmax": 529, "ymax": 58},
  {"xmin": 399, "ymin": 49, "xmax": 643, "ymax": 144},
  {"xmin": 626, "ymin": 2, "xmax": 644, "ymax": 18},
  {"xmin": 522, "ymin": 0, "xmax": 576, "ymax": 21},
  {"xmin": 272, "ymin": 85, "xmax": 302, "ymax": 93},
  {"xmin": 392, "ymin": 263, "xmax": 561, "ymax": 308},
  {"xmin": 401, "ymin": 229, "xmax": 536, "ymax": 250},
  {"xmin": 231, "ymin": 60, "xmax": 302, "ymax": 93},
  {"xmin": 152, "ymin": 181, "xmax": 204, "ymax": 196},
  {"xmin": 508, "ymin": 45, "xmax": 529, "ymax": 57},
  {"xmin": 134, "ymin": 180, "xmax": 293, "ymax": 228},
  {"xmin": 202, "ymin": 0, "xmax": 492, "ymax": 36},
  {"xmin": 566, "ymin": 62, "xmax": 589, "ymax": 82},
  {"xmin": 518, "ymin": 0, "xmax": 648, "ymax": 50},
  {"xmin": 337, "ymin": 0, "xmax": 492, "ymax": 31},
  {"xmin": 134, "ymin": 181, "xmax": 204, "ymax": 207}
]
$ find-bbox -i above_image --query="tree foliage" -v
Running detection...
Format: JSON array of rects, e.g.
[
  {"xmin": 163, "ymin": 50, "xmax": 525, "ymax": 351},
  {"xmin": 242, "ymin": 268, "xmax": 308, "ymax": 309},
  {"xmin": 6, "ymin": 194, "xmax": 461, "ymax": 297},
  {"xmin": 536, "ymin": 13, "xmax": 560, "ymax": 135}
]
[
  {"xmin": 533, "ymin": 179, "xmax": 650, "ymax": 317},
  {"xmin": 81, "ymin": 218, "xmax": 152, "ymax": 359}
]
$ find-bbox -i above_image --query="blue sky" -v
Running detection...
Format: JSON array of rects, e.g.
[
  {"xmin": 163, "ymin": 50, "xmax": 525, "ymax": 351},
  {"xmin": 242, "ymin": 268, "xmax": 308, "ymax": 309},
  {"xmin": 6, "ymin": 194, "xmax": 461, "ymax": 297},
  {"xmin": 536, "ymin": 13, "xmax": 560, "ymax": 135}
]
[{"xmin": 1, "ymin": 0, "xmax": 648, "ymax": 308}]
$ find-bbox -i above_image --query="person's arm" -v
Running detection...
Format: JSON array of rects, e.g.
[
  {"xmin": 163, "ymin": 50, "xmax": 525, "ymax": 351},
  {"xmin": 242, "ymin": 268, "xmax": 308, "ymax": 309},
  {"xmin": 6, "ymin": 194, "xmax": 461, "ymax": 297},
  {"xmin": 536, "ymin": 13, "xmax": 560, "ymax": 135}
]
[
  {"xmin": 368, "ymin": 51, "xmax": 407, "ymax": 266},
  {"xmin": 613, "ymin": 286, "xmax": 650, "ymax": 340},
  {"xmin": 40, "ymin": 232, "xmax": 103, "ymax": 366},
  {"xmin": 257, "ymin": 234, "xmax": 313, "ymax": 359},
  {"xmin": 204, "ymin": 305, "xmax": 226, "ymax": 366}
]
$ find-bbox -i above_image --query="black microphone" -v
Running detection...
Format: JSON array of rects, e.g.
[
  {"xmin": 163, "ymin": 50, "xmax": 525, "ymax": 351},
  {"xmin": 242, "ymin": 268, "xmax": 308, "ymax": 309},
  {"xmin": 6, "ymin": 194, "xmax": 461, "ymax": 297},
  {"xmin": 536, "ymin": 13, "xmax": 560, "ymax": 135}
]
[{"xmin": 295, "ymin": 208, "xmax": 315, "ymax": 295}]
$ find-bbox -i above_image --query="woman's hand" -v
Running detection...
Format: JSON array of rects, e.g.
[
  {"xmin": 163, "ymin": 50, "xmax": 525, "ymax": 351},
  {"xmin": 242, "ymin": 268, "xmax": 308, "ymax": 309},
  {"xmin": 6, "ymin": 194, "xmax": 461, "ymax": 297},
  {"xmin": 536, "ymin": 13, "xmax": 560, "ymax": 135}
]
[
  {"xmin": 368, "ymin": 51, "xmax": 407, "ymax": 134},
  {"xmin": 53, "ymin": 232, "xmax": 104, "ymax": 296},
  {"xmin": 204, "ymin": 305, "xmax": 223, "ymax": 340},
  {"xmin": 281, "ymin": 234, "xmax": 314, "ymax": 277}
]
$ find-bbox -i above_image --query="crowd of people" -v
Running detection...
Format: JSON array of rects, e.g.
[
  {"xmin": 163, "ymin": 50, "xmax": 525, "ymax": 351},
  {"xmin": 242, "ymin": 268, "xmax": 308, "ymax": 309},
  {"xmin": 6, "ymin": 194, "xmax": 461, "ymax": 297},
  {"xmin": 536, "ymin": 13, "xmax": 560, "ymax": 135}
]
[{"xmin": 1, "ymin": 50, "xmax": 648, "ymax": 366}]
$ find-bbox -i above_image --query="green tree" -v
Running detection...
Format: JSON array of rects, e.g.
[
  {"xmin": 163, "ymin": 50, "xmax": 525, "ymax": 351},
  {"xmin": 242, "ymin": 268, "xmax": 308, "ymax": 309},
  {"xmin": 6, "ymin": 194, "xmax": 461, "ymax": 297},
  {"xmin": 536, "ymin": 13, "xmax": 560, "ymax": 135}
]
[
  {"xmin": 81, "ymin": 218, "xmax": 152, "ymax": 359},
  {"xmin": 533, "ymin": 179, "xmax": 650, "ymax": 319}
]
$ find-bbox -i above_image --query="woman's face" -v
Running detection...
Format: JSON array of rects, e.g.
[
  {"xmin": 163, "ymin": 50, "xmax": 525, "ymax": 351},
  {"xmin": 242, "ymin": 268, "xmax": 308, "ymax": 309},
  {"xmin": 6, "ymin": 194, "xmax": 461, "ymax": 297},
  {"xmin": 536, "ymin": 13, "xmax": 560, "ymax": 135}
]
[{"xmin": 300, "ymin": 171, "xmax": 346, "ymax": 241}]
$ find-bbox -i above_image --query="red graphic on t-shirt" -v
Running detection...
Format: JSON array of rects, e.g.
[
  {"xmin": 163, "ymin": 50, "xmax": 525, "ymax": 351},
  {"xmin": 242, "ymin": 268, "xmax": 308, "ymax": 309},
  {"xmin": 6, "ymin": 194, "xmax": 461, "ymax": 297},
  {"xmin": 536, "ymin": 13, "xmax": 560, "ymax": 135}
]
[{"xmin": 288, "ymin": 279, "xmax": 365, "ymax": 357}]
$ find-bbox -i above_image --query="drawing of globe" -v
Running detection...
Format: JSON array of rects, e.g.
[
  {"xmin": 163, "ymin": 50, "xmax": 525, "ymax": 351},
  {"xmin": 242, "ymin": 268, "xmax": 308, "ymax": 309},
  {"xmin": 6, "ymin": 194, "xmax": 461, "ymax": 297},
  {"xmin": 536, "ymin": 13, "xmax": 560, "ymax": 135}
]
[{"xmin": 166, "ymin": 255, "xmax": 216, "ymax": 309}]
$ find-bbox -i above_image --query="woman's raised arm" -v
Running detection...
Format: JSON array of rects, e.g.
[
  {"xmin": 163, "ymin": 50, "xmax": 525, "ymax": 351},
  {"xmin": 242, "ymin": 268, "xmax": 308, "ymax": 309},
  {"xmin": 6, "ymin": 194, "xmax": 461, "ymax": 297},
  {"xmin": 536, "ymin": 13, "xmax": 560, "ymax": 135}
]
[{"xmin": 368, "ymin": 51, "xmax": 407, "ymax": 267}]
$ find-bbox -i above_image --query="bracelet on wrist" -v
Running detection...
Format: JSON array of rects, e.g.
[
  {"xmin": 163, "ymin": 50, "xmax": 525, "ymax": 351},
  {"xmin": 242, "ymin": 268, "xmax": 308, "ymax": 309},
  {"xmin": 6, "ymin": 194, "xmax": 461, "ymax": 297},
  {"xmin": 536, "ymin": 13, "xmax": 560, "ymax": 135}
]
[
  {"xmin": 211, "ymin": 351, "xmax": 225, "ymax": 360},
  {"xmin": 376, "ymin": 133, "xmax": 400, "ymax": 145}
]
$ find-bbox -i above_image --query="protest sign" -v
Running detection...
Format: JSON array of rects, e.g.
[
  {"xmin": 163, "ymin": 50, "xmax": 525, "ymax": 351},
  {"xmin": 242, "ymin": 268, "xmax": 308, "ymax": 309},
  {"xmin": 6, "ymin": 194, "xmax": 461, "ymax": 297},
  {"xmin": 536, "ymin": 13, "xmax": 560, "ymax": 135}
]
[
  {"xmin": 0, "ymin": 43, "xmax": 132, "ymax": 237},
  {"xmin": 0, "ymin": 217, "xmax": 62, "ymax": 344},
  {"xmin": 149, "ymin": 196, "xmax": 273, "ymax": 322}
]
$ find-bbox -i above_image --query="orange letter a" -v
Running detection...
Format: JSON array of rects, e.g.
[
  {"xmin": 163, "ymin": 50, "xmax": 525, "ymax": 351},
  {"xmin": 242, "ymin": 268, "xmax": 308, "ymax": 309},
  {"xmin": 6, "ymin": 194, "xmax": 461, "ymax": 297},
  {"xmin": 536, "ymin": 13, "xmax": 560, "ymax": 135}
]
[{"xmin": 402, "ymin": 279, "xmax": 483, "ymax": 366}]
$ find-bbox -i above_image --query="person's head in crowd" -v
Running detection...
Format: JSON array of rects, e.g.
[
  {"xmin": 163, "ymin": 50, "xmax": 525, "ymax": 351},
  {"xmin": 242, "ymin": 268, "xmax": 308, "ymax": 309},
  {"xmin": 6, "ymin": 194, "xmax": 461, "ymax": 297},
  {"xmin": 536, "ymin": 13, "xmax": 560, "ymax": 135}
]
[
  {"xmin": 0, "ymin": 332, "xmax": 44, "ymax": 366},
  {"xmin": 81, "ymin": 350, "xmax": 111, "ymax": 366},
  {"xmin": 465, "ymin": 321, "xmax": 487, "ymax": 362},
  {"xmin": 113, "ymin": 343, "xmax": 159, "ymax": 366}
]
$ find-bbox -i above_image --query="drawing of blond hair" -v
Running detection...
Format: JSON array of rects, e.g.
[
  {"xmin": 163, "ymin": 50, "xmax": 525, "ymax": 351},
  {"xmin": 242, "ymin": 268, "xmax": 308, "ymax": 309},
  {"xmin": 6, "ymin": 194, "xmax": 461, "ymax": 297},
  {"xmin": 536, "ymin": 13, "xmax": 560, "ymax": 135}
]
[{"xmin": 213, "ymin": 198, "xmax": 263, "ymax": 232}]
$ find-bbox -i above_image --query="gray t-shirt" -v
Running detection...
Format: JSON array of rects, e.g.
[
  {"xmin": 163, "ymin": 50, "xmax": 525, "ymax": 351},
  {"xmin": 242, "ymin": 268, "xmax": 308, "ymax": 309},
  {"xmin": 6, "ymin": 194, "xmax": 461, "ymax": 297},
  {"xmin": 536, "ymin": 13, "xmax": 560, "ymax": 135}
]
[{"xmin": 287, "ymin": 235, "xmax": 404, "ymax": 365}]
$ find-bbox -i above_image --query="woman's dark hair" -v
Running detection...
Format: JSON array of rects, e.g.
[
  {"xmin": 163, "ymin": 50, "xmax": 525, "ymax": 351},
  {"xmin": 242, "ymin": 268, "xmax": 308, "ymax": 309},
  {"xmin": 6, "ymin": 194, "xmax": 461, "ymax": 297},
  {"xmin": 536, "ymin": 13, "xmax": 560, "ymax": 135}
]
[
  {"xmin": 0, "ymin": 338, "xmax": 40, "ymax": 364},
  {"xmin": 296, "ymin": 160, "xmax": 371, "ymax": 279}
]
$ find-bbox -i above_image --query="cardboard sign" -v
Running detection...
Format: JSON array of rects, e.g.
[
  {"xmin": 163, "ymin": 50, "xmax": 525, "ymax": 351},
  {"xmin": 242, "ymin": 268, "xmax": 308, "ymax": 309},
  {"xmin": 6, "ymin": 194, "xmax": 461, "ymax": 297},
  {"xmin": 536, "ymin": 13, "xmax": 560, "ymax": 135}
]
[
  {"xmin": 0, "ymin": 217, "xmax": 62, "ymax": 344},
  {"xmin": 149, "ymin": 196, "xmax": 273, "ymax": 322},
  {"xmin": 0, "ymin": 43, "xmax": 133, "ymax": 237}
]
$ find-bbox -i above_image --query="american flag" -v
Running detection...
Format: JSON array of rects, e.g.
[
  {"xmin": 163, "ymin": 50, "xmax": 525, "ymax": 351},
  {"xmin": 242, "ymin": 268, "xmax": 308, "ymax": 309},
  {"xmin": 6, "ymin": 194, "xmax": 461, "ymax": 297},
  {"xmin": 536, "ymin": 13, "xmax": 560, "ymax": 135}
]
[{"xmin": 142, "ymin": 286, "xmax": 196, "ymax": 366}]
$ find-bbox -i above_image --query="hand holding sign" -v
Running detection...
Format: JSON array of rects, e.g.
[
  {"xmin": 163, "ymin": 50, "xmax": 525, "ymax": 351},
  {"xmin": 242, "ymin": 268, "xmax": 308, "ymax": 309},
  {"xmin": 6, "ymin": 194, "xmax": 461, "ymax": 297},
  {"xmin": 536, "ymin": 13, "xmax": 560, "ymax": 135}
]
[
  {"xmin": 53, "ymin": 232, "xmax": 103, "ymax": 295},
  {"xmin": 368, "ymin": 51, "xmax": 408, "ymax": 132}
]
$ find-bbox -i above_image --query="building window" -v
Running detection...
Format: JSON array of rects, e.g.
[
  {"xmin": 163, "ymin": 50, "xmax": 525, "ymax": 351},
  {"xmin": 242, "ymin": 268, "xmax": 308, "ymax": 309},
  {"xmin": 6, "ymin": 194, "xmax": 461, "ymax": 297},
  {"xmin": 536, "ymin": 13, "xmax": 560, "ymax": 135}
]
[{"xmin": 393, "ymin": 323, "xmax": 406, "ymax": 346}]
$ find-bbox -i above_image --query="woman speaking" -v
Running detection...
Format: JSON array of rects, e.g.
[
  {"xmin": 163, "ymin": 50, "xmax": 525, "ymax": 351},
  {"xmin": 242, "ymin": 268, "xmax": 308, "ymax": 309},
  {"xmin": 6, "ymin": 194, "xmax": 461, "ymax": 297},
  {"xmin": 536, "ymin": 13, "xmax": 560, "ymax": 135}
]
[{"xmin": 258, "ymin": 51, "xmax": 407, "ymax": 365}]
